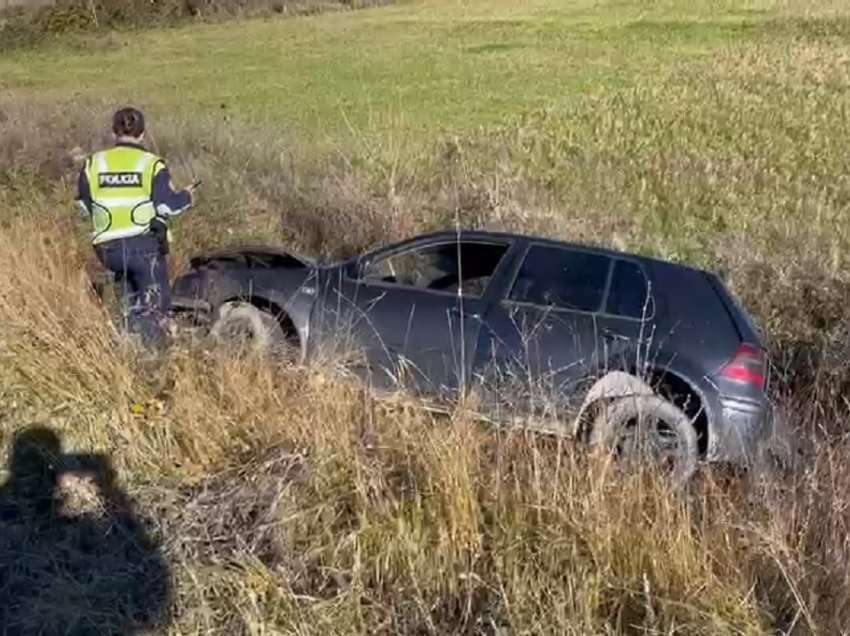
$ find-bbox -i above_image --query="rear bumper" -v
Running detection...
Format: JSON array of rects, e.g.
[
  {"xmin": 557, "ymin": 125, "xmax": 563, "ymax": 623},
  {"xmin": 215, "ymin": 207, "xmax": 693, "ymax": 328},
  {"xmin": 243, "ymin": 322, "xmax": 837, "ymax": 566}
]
[{"xmin": 707, "ymin": 395, "xmax": 770, "ymax": 465}]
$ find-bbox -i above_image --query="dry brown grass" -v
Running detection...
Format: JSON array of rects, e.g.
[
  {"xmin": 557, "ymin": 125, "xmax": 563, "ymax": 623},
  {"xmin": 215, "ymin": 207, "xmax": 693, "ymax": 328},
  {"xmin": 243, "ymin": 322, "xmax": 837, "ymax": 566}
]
[{"xmin": 2, "ymin": 210, "xmax": 850, "ymax": 633}]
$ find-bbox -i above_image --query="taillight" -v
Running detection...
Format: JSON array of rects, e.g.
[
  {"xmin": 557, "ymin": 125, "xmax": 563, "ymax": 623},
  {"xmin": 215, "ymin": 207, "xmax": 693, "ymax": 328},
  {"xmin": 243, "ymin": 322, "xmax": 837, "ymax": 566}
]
[{"xmin": 720, "ymin": 343, "xmax": 766, "ymax": 390}]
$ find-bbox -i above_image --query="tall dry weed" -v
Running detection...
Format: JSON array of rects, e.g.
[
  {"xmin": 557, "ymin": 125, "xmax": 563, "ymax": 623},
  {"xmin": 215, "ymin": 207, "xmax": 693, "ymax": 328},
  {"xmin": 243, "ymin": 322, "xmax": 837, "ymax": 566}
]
[{"xmin": 0, "ymin": 207, "xmax": 784, "ymax": 632}]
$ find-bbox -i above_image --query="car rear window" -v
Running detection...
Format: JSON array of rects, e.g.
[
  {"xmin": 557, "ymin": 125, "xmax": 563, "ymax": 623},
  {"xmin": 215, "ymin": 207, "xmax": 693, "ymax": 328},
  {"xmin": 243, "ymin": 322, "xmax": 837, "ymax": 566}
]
[
  {"xmin": 507, "ymin": 245, "xmax": 611, "ymax": 312},
  {"xmin": 649, "ymin": 261, "xmax": 742, "ymax": 363},
  {"xmin": 606, "ymin": 260, "xmax": 652, "ymax": 319}
]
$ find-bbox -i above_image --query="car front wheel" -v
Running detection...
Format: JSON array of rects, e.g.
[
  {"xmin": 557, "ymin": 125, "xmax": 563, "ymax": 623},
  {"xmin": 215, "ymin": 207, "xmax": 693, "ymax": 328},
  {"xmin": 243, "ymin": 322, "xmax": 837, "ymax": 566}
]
[{"xmin": 209, "ymin": 301, "xmax": 297, "ymax": 361}]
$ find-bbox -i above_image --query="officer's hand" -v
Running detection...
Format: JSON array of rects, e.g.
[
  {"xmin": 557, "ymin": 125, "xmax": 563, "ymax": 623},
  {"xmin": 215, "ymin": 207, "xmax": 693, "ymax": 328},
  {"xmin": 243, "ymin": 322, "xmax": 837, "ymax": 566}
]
[{"xmin": 186, "ymin": 180, "xmax": 201, "ymax": 203}]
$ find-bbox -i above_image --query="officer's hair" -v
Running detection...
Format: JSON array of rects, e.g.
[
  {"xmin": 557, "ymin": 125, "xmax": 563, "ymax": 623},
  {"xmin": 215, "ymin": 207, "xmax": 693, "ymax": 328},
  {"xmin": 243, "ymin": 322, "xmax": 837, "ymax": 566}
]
[{"xmin": 112, "ymin": 107, "xmax": 145, "ymax": 138}]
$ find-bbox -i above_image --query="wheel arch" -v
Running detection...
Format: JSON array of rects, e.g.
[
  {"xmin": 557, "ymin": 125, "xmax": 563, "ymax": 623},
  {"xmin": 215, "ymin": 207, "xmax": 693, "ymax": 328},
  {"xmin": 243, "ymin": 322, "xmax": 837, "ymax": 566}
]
[{"xmin": 645, "ymin": 367, "xmax": 710, "ymax": 458}]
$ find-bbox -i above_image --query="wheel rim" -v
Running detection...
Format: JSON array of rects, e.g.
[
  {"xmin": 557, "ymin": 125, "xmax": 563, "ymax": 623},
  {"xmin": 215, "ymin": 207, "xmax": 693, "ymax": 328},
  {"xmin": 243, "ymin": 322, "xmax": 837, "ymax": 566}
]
[
  {"xmin": 210, "ymin": 304, "xmax": 270, "ymax": 352},
  {"xmin": 219, "ymin": 318, "xmax": 260, "ymax": 346},
  {"xmin": 210, "ymin": 304, "xmax": 300, "ymax": 362},
  {"xmin": 616, "ymin": 416, "xmax": 684, "ymax": 474},
  {"xmin": 593, "ymin": 397, "xmax": 697, "ymax": 486}
]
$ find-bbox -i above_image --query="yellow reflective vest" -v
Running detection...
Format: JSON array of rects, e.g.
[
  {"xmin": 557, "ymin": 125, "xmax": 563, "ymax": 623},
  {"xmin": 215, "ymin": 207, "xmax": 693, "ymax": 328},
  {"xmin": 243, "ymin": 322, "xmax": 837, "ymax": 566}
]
[{"xmin": 84, "ymin": 146, "xmax": 165, "ymax": 245}]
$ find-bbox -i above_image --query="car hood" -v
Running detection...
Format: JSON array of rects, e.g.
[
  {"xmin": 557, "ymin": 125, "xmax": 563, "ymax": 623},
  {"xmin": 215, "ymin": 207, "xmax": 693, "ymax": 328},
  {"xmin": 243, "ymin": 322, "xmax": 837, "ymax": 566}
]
[{"xmin": 188, "ymin": 244, "xmax": 315, "ymax": 270}]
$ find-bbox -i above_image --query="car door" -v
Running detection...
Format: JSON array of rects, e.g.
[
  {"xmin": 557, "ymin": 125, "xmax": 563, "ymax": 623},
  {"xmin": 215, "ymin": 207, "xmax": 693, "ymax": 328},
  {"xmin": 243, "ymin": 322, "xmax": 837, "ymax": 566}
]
[
  {"xmin": 472, "ymin": 243, "xmax": 618, "ymax": 414},
  {"xmin": 318, "ymin": 237, "xmax": 515, "ymax": 399},
  {"xmin": 593, "ymin": 257, "xmax": 657, "ymax": 374}
]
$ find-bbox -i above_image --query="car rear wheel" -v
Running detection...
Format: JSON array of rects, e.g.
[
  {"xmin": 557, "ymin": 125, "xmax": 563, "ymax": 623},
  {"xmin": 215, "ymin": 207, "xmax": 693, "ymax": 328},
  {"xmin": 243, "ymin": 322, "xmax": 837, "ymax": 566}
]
[
  {"xmin": 209, "ymin": 301, "xmax": 298, "ymax": 362},
  {"xmin": 589, "ymin": 394, "xmax": 698, "ymax": 488}
]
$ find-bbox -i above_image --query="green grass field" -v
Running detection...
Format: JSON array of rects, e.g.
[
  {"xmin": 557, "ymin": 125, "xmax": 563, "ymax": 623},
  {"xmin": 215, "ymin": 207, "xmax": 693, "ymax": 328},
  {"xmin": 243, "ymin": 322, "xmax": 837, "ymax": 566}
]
[
  {"xmin": 4, "ymin": 1, "xmax": 850, "ymax": 633},
  {"xmin": 0, "ymin": 0, "xmax": 820, "ymax": 137}
]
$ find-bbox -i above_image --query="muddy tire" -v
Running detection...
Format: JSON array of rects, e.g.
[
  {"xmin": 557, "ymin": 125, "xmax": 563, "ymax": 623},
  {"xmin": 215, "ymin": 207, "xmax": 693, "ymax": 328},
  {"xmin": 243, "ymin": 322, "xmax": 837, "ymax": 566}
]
[
  {"xmin": 209, "ymin": 301, "xmax": 298, "ymax": 361},
  {"xmin": 589, "ymin": 394, "xmax": 698, "ymax": 488}
]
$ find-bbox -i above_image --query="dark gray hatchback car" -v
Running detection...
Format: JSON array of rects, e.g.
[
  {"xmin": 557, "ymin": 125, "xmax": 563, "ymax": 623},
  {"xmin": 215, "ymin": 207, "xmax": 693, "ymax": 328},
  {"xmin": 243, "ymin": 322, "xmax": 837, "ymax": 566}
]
[{"xmin": 172, "ymin": 230, "xmax": 770, "ymax": 483}]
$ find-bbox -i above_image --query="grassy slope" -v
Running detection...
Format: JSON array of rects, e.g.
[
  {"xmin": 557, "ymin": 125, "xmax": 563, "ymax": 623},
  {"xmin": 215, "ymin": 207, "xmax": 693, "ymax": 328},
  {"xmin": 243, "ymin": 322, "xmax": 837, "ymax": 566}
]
[
  {"xmin": 4, "ymin": 1, "xmax": 850, "ymax": 634},
  {"xmin": 4, "ymin": 0, "xmax": 849, "ymax": 272},
  {"xmin": 0, "ymin": 0, "xmax": 783, "ymax": 138}
]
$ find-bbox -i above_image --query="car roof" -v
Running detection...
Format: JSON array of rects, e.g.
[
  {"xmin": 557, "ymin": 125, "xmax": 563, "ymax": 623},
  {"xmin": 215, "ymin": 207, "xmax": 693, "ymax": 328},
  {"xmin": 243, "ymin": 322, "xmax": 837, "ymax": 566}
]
[{"xmin": 409, "ymin": 229, "xmax": 708, "ymax": 275}]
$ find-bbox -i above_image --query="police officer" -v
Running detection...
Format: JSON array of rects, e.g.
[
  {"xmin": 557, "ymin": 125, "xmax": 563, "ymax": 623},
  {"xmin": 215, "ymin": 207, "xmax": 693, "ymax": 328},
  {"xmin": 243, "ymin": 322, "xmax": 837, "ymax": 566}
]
[{"xmin": 76, "ymin": 107, "xmax": 197, "ymax": 347}]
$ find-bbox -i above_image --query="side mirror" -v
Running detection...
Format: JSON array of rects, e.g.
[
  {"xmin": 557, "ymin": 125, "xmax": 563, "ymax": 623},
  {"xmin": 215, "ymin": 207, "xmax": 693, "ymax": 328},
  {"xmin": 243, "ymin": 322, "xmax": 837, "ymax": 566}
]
[{"xmin": 344, "ymin": 259, "xmax": 365, "ymax": 280}]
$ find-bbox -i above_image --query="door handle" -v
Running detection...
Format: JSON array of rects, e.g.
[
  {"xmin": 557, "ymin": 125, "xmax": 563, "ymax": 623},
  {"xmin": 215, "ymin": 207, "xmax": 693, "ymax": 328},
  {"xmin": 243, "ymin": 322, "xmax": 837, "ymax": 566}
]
[
  {"xmin": 602, "ymin": 329, "xmax": 629, "ymax": 342},
  {"xmin": 449, "ymin": 306, "xmax": 481, "ymax": 320}
]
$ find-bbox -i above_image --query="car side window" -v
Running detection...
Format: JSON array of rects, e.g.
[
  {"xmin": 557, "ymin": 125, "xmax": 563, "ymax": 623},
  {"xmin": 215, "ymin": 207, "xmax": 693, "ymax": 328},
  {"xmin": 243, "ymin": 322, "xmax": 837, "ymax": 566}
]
[
  {"xmin": 359, "ymin": 241, "xmax": 510, "ymax": 297},
  {"xmin": 606, "ymin": 259, "xmax": 653, "ymax": 319},
  {"xmin": 507, "ymin": 245, "xmax": 611, "ymax": 312}
]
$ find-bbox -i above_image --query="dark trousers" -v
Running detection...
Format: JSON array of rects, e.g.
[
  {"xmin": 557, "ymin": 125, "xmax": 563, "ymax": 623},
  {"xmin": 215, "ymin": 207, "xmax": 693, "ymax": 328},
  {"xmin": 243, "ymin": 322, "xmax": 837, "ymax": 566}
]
[{"xmin": 94, "ymin": 235, "xmax": 171, "ymax": 346}]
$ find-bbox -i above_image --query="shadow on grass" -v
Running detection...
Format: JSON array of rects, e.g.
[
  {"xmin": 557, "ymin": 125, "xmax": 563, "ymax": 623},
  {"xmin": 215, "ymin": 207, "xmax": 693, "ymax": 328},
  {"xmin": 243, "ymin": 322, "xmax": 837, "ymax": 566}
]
[
  {"xmin": 465, "ymin": 42, "xmax": 527, "ymax": 55},
  {"xmin": 0, "ymin": 426, "xmax": 172, "ymax": 635}
]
